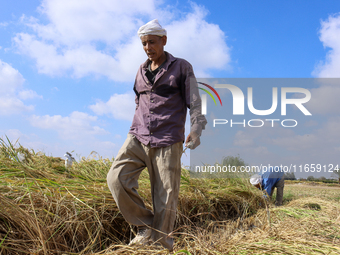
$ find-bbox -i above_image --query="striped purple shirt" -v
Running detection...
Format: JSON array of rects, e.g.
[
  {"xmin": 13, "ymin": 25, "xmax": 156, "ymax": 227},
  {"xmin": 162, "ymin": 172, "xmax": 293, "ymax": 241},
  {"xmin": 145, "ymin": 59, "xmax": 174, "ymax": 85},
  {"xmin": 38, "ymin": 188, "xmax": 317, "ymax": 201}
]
[{"xmin": 129, "ymin": 52, "xmax": 207, "ymax": 148}]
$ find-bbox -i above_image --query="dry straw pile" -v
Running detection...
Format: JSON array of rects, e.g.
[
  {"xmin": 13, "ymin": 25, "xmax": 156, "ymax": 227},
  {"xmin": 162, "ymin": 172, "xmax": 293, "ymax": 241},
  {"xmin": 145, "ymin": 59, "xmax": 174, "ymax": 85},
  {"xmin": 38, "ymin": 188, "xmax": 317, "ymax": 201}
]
[{"xmin": 0, "ymin": 138, "xmax": 339, "ymax": 254}]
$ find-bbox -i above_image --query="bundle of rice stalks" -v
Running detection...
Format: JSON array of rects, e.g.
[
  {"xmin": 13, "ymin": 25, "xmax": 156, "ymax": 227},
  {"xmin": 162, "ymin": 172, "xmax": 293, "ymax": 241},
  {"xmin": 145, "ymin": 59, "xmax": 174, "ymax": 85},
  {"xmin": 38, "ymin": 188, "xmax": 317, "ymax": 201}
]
[
  {"xmin": 0, "ymin": 194, "xmax": 51, "ymax": 254},
  {"xmin": 70, "ymin": 151, "xmax": 112, "ymax": 181},
  {"xmin": 0, "ymin": 180, "xmax": 130, "ymax": 254},
  {"xmin": 176, "ymin": 171, "xmax": 263, "ymax": 226},
  {"xmin": 0, "ymin": 152, "xmax": 264, "ymax": 254},
  {"xmin": 5, "ymin": 144, "xmax": 311, "ymax": 254},
  {"xmin": 101, "ymin": 197, "xmax": 340, "ymax": 255},
  {"xmin": 220, "ymin": 197, "xmax": 340, "ymax": 254},
  {"xmin": 0, "ymin": 136, "xmax": 22, "ymax": 162}
]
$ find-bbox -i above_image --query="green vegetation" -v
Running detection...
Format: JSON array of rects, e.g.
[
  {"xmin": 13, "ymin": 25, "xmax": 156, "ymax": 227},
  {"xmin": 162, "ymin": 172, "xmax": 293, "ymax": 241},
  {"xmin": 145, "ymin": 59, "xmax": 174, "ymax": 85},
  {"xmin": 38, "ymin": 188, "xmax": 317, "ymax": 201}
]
[
  {"xmin": 222, "ymin": 155, "xmax": 247, "ymax": 167},
  {"xmin": 283, "ymin": 172, "xmax": 296, "ymax": 180}
]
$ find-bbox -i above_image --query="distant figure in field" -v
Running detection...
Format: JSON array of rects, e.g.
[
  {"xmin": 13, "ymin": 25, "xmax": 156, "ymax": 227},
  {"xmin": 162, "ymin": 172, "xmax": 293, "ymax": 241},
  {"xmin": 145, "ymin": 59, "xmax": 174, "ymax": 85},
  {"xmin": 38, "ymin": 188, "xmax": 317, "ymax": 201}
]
[
  {"xmin": 64, "ymin": 152, "xmax": 75, "ymax": 169},
  {"xmin": 250, "ymin": 167, "xmax": 284, "ymax": 206}
]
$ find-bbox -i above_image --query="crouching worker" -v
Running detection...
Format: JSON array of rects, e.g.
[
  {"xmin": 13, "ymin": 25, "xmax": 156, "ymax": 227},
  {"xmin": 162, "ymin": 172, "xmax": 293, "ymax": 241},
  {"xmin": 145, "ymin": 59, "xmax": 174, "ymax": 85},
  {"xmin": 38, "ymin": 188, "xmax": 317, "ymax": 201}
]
[
  {"xmin": 106, "ymin": 19, "xmax": 207, "ymax": 251},
  {"xmin": 250, "ymin": 167, "xmax": 284, "ymax": 206}
]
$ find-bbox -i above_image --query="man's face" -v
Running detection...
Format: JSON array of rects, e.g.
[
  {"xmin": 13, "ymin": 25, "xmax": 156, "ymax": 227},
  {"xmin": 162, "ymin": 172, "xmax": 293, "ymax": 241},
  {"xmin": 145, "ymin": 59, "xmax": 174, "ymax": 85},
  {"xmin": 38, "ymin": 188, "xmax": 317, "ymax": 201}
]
[{"xmin": 141, "ymin": 35, "xmax": 167, "ymax": 63}]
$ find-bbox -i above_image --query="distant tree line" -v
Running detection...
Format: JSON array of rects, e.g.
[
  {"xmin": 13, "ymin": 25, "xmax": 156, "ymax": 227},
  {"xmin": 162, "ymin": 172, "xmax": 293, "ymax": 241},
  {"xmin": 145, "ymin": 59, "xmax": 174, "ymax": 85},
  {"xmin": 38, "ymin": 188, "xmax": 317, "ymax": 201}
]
[
  {"xmin": 284, "ymin": 172, "xmax": 296, "ymax": 180},
  {"xmin": 283, "ymin": 172, "xmax": 338, "ymax": 183},
  {"xmin": 298, "ymin": 175, "xmax": 338, "ymax": 183},
  {"xmin": 222, "ymin": 155, "xmax": 247, "ymax": 167}
]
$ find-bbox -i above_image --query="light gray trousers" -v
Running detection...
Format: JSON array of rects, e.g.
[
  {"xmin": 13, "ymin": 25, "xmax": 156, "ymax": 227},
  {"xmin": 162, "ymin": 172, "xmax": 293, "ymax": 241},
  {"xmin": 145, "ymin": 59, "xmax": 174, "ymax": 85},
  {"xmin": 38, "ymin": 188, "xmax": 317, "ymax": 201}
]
[{"xmin": 107, "ymin": 134, "xmax": 182, "ymax": 250}]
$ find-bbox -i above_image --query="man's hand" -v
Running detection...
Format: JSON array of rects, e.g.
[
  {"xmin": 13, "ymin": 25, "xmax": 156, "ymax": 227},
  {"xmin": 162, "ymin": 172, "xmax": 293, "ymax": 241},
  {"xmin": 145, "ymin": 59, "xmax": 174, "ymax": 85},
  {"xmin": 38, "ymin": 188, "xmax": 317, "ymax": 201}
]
[{"xmin": 185, "ymin": 132, "xmax": 200, "ymax": 150}]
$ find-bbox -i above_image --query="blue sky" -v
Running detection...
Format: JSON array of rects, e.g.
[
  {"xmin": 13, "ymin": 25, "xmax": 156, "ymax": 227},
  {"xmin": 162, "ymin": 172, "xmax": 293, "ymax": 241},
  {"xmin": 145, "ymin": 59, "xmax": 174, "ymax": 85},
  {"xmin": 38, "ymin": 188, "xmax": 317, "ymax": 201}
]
[{"xmin": 1, "ymin": 0, "xmax": 340, "ymax": 176}]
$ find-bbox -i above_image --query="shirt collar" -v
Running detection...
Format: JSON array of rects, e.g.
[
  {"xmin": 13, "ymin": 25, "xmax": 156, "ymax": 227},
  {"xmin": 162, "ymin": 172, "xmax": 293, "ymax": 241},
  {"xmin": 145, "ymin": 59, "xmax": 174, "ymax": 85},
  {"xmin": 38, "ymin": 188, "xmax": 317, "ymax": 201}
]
[{"xmin": 142, "ymin": 51, "xmax": 176, "ymax": 71}]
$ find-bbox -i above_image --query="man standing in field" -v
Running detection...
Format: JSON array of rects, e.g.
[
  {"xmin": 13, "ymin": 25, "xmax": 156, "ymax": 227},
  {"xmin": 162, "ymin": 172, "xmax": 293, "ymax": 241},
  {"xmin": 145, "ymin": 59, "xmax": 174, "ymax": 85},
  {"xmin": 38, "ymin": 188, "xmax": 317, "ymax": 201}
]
[
  {"xmin": 106, "ymin": 19, "xmax": 207, "ymax": 251},
  {"xmin": 250, "ymin": 167, "xmax": 284, "ymax": 206}
]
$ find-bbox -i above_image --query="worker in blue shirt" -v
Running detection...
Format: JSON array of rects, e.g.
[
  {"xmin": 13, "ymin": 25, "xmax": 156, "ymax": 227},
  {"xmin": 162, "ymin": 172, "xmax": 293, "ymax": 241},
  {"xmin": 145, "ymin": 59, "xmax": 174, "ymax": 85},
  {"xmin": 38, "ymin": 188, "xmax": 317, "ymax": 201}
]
[{"xmin": 250, "ymin": 166, "xmax": 285, "ymax": 206}]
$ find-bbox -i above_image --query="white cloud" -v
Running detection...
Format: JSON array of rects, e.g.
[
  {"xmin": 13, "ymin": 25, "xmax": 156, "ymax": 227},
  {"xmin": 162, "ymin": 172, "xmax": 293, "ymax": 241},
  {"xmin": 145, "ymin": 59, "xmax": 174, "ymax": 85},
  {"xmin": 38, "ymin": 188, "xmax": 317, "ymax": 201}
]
[
  {"xmin": 14, "ymin": 33, "xmax": 142, "ymax": 80},
  {"xmin": 14, "ymin": 33, "xmax": 66, "ymax": 76},
  {"xmin": 32, "ymin": 0, "xmax": 156, "ymax": 45},
  {"xmin": 29, "ymin": 111, "xmax": 108, "ymax": 139},
  {"xmin": 1, "ymin": 129, "xmax": 29, "ymax": 144},
  {"xmin": 89, "ymin": 92, "xmax": 135, "ymax": 121},
  {"xmin": 0, "ymin": 129, "xmax": 49, "ymax": 155},
  {"xmin": 309, "ymin": 13, "xmax": 340, "ymax": 115},
  {"xmin": 305, "ymin": 84, "xmax": 340, "ymax": 115},
  {"xmin": 18, "ymin": 89, "xmax": 43, "ymax": 100},
  {"xmin": 166, "ymin": 3, "xmax": 231, "ymax": 77},
  {"xmin": 0, "ymin": 98, "xmax": 34, "ymax": 115},
  {"xmin": 0, "ymin": 60, "xmax": 25, "ymax": 93},
  {"xmin": 14, "ymin": 0, "xmax": 231, "ymax": 81},
  {"xmin": 313, "ymin": 13, "xmax": 340, "ymax": 77},
  {"xmin": 0, "ymin": 59, "xmax": 40, "ymax": 115}
]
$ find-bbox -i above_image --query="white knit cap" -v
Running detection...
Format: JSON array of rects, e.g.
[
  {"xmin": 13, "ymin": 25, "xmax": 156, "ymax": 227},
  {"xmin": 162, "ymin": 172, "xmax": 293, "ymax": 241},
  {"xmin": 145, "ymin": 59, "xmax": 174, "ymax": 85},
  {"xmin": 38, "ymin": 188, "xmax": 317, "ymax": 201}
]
[
  {"xmin": 138, "ymin": 19, "xmax": 167, "ymax": 38},
  {"xmin": 250, "ymin": 174, "xmax": 262, "ymax": 185}
]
